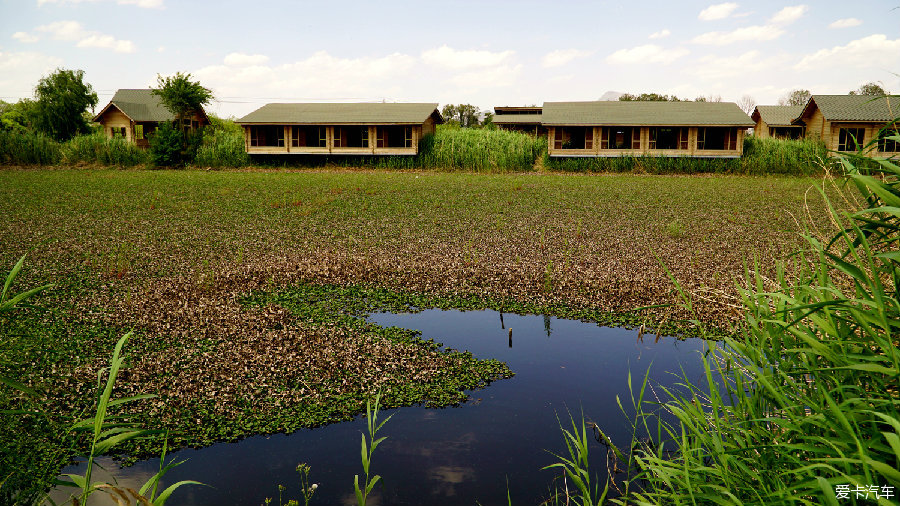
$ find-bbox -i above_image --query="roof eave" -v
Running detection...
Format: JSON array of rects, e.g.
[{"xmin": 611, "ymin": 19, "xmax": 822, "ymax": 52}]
[{"xmin": 92, "ymin": 102, "xmax": 134, "ymax": 123}]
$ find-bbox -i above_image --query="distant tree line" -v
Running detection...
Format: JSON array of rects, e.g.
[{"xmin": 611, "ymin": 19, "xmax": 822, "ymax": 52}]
[{"xmin": 616, "ymin": 81, "xmax": 889, "ymax": 116}]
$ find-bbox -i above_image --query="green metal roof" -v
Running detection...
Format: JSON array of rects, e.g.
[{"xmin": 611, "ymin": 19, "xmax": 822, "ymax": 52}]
[
  {"xmin": 493, "ymin": 113, "xmax": 543, "ymax": 124},
  {"xmin": 94, "ymin": 89, "xmax": 176, "ymax": 123},
  {"xmin": 752, "ymin": 105, "xmax": 804, "ymax": 126},
  {"xmin": 237, "ymin": 103, "xmax": 442, "ymax": 125},
  {"xmin": 801, "ymin": 95, "xmax": 900, "ymax": 122},
  {"xmin": 542, "ymin": 101, "xmax": 754, "ymax": 127}
]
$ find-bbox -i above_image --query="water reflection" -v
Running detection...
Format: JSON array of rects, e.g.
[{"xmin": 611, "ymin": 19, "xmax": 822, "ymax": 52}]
[{"xmin": 55, "ymin": 310, "xmax": 710, "ymax": 506}]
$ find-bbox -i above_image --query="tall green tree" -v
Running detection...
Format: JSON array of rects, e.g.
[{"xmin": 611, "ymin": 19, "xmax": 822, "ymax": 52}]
[
  {"xmin": 32, "ymin": 68, "xmax": 98, "ymax": 141},
  {"xmin": 0, "ymin": 99, "xmax": 36, "ymax": 132},
  {"xmin": 440, "ymin": 103, "xmax": 480, "ymax": 127},
  {"xmin": 619, "ymin": 93, "xmax": 684, "ymax": 102},
  {"xmin": 151, "ymin": 72, "xmax": 213, "ymax": 123},
  {"xmin": 849, "ymin": 82, "xmax": 888, "ymax": 96},
  {"xmin": 777, "ymin": 89, "xmax": 811, "ymax": 106}
]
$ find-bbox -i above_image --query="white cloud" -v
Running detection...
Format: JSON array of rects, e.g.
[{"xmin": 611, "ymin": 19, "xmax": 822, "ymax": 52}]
[
  {"xmin": 692, "ymin": 25, "xmax": 784, "ymax": 44},
  {"xmin": 649, "ymin": 29, "xmax": 671, "ymax": 39},
  {"xmin": 194, "ymin": 51, "xmax": 416, "ymax": 101},
  {"xmin": 117, "ymin": 0, "xmax": 162, "ymax": 7},
  {"xmin": 0, "ymin": 50, "xmax": 63, "ymax": 96},
  {"xmin": 829, "ymin": 18, "xmax": 861, "ymax": 29},
  {"xmin": 34, "ymin": 20, "xmax": 135, "ymax": 52},
  {"xmin": 451, "ymin": 65, "xmax": 522, "ymax": 88},
  {"xmin": 421, "ymin": 45, "xmax": 514, "ymax": 69},
  {"xmin": 606, "ymin": 44, "xmax": 689, "ymax": 65},
  {"xmin": 690, "ymin": 50, "xmax": 790, "ymax": 79},
  {"xmin": 224, "ymin": 52, "xmax": 270, "ymax": 66},
  {"xmin": 769, "ymin": 5, "xmax": 808, "ymax": 25},
  {"xmin": 541, "ymin": 49, "xmax": 591, "ymax": 68},
  {"xmin": 12, "ymin": 32, "xmax": 39, "ymax": 43},
  {"xmin": 795, "ymin": 34, "xmax": 900, "ymax": 70},
  {"xmin": 699, "ymin": 3, "xmax": 738, "ymax": 20},
  {"xmin": 37, "ymin": 0, "xmax": 163, "ymax": 8}
]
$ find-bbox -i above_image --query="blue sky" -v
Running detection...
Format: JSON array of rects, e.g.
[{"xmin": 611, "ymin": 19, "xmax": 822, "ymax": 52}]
[{"xmin": 1, "ymin": 0, "xmax": 898, "ymax": 118}]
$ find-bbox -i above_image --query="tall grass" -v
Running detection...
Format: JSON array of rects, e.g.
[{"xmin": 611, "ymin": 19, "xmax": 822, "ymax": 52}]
[
  {"xmin": 585, "ymin": 148, "xmax": 900, "ymax": 503},
  {"xmin": 64, "ymin": 134, "xmax": 148, "ymax": 167},
  {"xmin": 417, "ymin": 127, "xmax": 547, "ymax": 172},
  {"xmin": 0, "ymin": 130, "xmax": 62, "ymax": 165},
  {"xmin": 193, "ymin": 117, "xmax": 250, "ymax": 168}
]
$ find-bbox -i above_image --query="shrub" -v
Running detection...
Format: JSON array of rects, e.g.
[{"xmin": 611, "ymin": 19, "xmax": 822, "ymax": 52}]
[{"xmin": 149, "ymin": 122, "xmax": 186, "ymax": 167}]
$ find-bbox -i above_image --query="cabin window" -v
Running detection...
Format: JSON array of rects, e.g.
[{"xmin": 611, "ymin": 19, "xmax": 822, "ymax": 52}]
[
  {"xmin": 878, "ymin": 128, "xmax": 899, "ymax": 153},
  {"xmin": 555, "ymin": 127, "xmax": 589, "ymax": 149},
  {"xmin": 697, "ymin": 127, "xmax": 737, "ymax": 150},
  {"xmin": 291, "ymin": 126, "xmax": 327, "ymax": 148},
  {"xmin": 110, "ymin": 127, "xmax": 126, "ymax": 139},
  {"xmin": 649, "ymin": 127, "xmax": 688, "ymax": 150},
  {"xmin": 601, "ymin": 127, "xmax": 637, "ymax": 150},
  {"xmin": 334, "ymin": 126, "xmax": 370, "ymax": 148},
  {"xmin": 134, "ymin": 124, "xmax": 144, "ymax": 140},
  {"xmin": 249, "ymin": 125, "xmax": 285, "ymax": 147},
  {"xmin": 376, "ymin": 126, "xmax": 413, "ymax": 148},
  {"xmin": 838, "ymin": 128, "xmax": 865, "ymax": 152},
  {"xmin": 769, "ymin": 126, "xmax": 804, "ymax": 139}
]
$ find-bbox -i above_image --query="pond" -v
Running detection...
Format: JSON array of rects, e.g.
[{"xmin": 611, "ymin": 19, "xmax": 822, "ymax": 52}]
[{"xmin": 55, "ymin": 309, "xmax": 712, "ymax": 506}]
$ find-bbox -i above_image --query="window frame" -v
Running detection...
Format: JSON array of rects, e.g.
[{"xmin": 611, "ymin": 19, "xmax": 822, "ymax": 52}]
[{"xmin": 838, "ymin": 127, "xmax": 865, "ymax": 152}]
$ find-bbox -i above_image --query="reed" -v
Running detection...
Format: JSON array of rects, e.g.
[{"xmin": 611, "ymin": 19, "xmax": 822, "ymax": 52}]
[
  {"xmin": 584, "ymin": 147, "xmax": 900, "ymax": 504},
  {"xmin": 193, "ymin": 118, "xmax": 250, "ymax": 168}
]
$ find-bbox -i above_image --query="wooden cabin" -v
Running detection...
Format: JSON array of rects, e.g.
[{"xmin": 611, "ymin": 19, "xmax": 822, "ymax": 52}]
[
  {"xmin": 493, "ymin": 106, "xmax": 545, "ymax": 136},
  {"xmin": 92, "ymin": 89, "xmax": 208, "ymax": 148},
  {"xmin": 751, "ymin": 105, "xmax": 805, "ymax": 139},
  {"xmin": 236, "ymin": 103, "xmax": 443, "ymax": 156},
  {"xmin": 793, "ymin": 95, "xmax": 899, "ymax": 154},
  {"xmin": 543, "ymin": 101, "xmax": 754, "ymax": 158}
]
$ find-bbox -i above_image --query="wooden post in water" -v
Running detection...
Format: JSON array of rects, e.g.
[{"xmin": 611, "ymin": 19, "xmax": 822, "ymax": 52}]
[{"xmin": 508, "ymin": 328, "xmax": 512, "ymax": 348}]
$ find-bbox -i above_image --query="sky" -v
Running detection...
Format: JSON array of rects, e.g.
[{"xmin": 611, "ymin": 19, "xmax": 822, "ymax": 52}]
[{"xmin": 1, "ymin": 0, "xmax": 898, "ymax": 119}]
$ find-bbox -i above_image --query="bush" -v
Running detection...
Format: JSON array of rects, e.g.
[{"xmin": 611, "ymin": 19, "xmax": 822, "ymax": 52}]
[
  {"xmin": 64, "ymin": 134, "xmax": 148, "ymax": 167},
  {"xmin": 0, "ymin": 130, "xmax": 62, "ymax": 165},
  {"xmin": 149, "ymin": 122, "xmax": 186, "ymax": 167}
]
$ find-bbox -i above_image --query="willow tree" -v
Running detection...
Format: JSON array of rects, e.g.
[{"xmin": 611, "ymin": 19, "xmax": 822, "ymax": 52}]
[{"xmin": 32, "ymin": 68, "xmax": 98, "ymax": 141}]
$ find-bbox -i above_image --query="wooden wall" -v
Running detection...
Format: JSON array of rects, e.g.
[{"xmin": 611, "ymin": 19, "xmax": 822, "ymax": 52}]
[
  {"xmin": 97, "ymin": 109, "xmax": 133, "ymax": 142},
  {"xmin": 547, "ymin": 126, "xmax": 746, "ymax": 158},
  {"xmin": 243, "ymin": 124, "xmax": 421, "ymax": 155}
]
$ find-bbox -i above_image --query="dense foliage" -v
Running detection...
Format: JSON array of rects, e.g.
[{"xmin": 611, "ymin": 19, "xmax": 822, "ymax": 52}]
[
  {"xmin": 151, "ymin": 72, "xmax": 213, "ymax": 122},
  {"xmin": 32, "ymin": 69, "xmax": 98, "ymax": 142}
]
